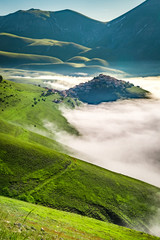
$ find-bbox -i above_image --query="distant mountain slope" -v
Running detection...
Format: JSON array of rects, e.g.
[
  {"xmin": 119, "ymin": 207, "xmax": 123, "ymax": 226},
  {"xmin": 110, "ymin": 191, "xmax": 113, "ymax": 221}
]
[
  {"xmin": 0, "ymin": 33, "xmax": 90, "ymax": 61},
  {"xmin": 97, "ymin": 0, "xmax": 160, "ymax": 62},
  {"xmin": 0, "ymin": 9, "xmax": 105, "ymax": 46},
  {"xmin": 0, "ymin": 50, "xmax": 63, "ymax": 67},
  {"xmin": 64, "ymin": 74, "xmax": 149, "ymax": 104},
  {"xmin": 1, "ymin": 1, "xmax": 160, "ymax": 74}
]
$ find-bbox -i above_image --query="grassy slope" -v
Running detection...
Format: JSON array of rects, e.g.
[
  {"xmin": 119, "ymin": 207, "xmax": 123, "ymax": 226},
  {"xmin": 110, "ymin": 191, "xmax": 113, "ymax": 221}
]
[
  {"xmin": 0, "ymin": 196, "xmax": 159, "ymax": 240},
  {"xmin": 0, "ymin": 79, "xmax": 77, "ymax": 134},
  {"xmin": 0, "ymin": 33, "xmax": 90, "ymax": 61},
  {"xmin": 1, "ymin": 132, "xmax": 159, "ymax": 232},
  {"xmin": 67, "ymin": 56, "xmax": 90, "ymax": 63},
  {"xmin": 0, "ymin": 118, "xmax": 67, "ymax": 154},
  {"xmin": 0, "ymin": 79, "xmax": 160, "ymax": 234},
  {"xmin": 0, "ymin": 33, "xmax": 109, "ymax": 72},
  {"xmin": 0, "ymin": 50, "xmax": 63, "ymax": 67}
]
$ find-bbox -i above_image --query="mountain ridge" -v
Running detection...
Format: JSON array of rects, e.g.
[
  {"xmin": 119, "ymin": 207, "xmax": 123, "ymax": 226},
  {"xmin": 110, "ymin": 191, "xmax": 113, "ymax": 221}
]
[
  {"xmin": 98, "ymin": 0, "xmax": 160, "ymax": 62},
  {"xmin": 0, "ymin": 8, "xmax": 106, "ymax": 46},
  {"xmin": 1, "ymin": 0, "xmax": 160, "ymax": 74}
]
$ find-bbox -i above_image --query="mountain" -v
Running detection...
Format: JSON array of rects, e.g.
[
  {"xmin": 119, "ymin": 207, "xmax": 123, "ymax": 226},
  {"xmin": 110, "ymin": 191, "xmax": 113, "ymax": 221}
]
[
  {"xmin": 63, "ymin": 74, "xmax": 149, "ymax": 104},
  {"xmin": 95, "ymin": 0, "xmax": 160, "ymax": 62},
  {"xmin": 0, "ymin": 9, "xmax": 105, "ymax": 47},
  {"xmin": 1, "ymin": 1, "xmax": 160, "ymax": 75}
]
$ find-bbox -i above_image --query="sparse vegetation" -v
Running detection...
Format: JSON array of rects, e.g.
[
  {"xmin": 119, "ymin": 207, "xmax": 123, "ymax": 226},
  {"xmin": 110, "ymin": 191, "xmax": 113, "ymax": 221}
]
[{"xmin": 0, "ymin": 75, "xmax": 3, "ymax": 83}]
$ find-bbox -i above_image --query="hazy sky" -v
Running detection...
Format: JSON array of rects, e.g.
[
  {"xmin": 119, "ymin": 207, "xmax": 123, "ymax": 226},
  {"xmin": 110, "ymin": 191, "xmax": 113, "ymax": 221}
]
[{"xmin": 0, "ymin": 0, "xmax": 145, "ymax": 21}]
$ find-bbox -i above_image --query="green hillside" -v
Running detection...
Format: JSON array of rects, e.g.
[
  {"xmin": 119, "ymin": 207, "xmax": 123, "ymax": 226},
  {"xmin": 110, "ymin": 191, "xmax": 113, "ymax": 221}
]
[
  {"xmin": 0, "ymin": 50, "xmax": 63, "ymax": 68},
  {"xmin": 0, "ymin": 34, "xmax": 110, "ymax": 73},
  {"xmin": 67, "ymin": 56, "xmax": 90, "ymax": 63},
  {"xmin": 0, "ymin": 196, "xmax": 159, "ymax": 240},
  {"xmin": 18, "ymin": 62, "xmax": 114, "ymax": 75},
  {"xmin": 0, "ymin": 78, "xmax": 160, "ymax": 234},
  {"xmin": 0, "ymin": 78, "xmax": 77, "ymax": 134},
  {"xmin": 1, "ymin": 131, "xmax": 159, "ymax": 232},
  {"xmin": 0, "ymin": 33, "xmax": 90, "ymax": 61}
]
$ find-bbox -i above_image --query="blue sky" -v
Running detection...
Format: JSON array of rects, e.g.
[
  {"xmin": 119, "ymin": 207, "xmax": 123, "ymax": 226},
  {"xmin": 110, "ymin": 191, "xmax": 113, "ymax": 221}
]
[{"xmin": 0, "ymin": 0, "xmax": 145, "ymax": 21}]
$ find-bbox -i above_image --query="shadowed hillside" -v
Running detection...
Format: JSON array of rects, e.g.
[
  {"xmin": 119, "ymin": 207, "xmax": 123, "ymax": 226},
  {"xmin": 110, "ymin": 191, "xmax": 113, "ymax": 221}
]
[
  {"xmin": 0, "ymin": 50, "xmax": 63, "ymax": 67},
  {"xmin": 0, "ymin": 9, "xmax": 106, "ymax": 46},
  {"xmin": 1, "ymin": 1, "xmax": 160, "ymax": 74},
  {"xmin": 96, "ymin": 0, "xmax": 160, "ymax": 62},
  {"xmin": 0, "ymin": 33, "xmax": 90, "ymax": 61}
]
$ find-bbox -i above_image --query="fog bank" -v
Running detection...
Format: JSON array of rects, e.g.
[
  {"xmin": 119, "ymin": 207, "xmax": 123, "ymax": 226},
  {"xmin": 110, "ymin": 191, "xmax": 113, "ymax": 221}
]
[
  {"xmin": 47, "ymin": 76, "xmax": 160, "ymax": 189},
  {"xmin": 57, "ymin": 99, "xmax": 160, "ymax": 188}
]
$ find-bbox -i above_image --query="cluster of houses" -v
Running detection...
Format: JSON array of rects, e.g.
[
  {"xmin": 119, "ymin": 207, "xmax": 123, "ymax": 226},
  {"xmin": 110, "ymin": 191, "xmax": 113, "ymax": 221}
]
[
  {"xmin": 63, "ymin": 74, "xmax": 134, "ymax": 99},
  {"xmin": 40, "ymin": 74, "xmax": 136, "ymax": 105}
]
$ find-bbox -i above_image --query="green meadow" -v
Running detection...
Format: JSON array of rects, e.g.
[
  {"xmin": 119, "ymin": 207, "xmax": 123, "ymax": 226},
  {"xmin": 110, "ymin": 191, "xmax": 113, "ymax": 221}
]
[
  {"xmin": 0, "ymin": 196, "xmax": 159, "ymax": 240},
  {"xmin": 0, "ymin": 78, "xmax": 160, "ymax": 240}
]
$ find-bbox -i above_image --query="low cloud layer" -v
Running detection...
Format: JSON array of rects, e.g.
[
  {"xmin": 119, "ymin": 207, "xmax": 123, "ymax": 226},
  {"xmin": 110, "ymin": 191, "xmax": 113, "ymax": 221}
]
[
  {"xmin": 2, "ymin": 67, "xmax": 125, "ymax": 90},
  {"xmin": 43, "ymin": 74, "xmax": 92, "ymax": 90},
  {"xmin": 124, "ymin": 76, "xmax": 160, "ymax": 99},
  {"xmin": 11, "ymin": 70, "xmax": 159, "ymax": 235},
  {"xmin": 42, "ymin": 76, "xmax": 160, "ymax": 189},
  {"xmin": 58, "ymin": 99, "xmax": 160, "ymax": 188}
]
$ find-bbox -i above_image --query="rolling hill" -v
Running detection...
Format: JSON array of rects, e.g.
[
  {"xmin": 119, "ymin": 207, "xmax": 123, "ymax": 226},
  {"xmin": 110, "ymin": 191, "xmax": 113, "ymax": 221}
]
[
  {"xmin": 0, "ymin": 33, "xmax": 110, "ymax": 73},
  {"xmin": 0, "ymin": 50, "xmax": 63, "ymax": 67},
  {"xmin": 0, "ymin": 78, "xmax": 160, "ymax": 234},
  {"xmin": 0, "ymin": 33, "xmax": 90, "ymax": 61}
]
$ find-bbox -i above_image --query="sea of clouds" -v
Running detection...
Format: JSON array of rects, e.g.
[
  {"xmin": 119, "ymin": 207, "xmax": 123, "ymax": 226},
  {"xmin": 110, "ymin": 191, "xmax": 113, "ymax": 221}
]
[
  {"xmin": 7, "ymin": 68, "xmax": 160, "ymax": 236},
  {"xmin": 7, "ymin": 69, "xmax": 160, "ymax": 188}
]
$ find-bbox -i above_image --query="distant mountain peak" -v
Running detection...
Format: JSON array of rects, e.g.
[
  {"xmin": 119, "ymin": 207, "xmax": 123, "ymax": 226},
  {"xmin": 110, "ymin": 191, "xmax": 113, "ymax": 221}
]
[
  {"xmin": 28, "ymin": 8, "xmax": 40, "ymax": 11},
  {"xmin": 60, "ymin": 9, "xmax": 75, "ymax": 13},
  {"xmin": 0, "ymin": 8, "xmax": 105, "ymax": 46}
]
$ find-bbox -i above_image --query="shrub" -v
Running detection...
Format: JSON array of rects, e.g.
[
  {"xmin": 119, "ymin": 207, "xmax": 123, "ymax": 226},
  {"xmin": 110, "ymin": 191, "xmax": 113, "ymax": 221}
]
[{"xmin": 0, "ymin": 75, "xmax": 3, "ymax": 83}]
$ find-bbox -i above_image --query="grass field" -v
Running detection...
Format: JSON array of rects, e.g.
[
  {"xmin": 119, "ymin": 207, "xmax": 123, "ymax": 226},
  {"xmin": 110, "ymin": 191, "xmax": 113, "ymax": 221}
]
[
  {"xmin": 0, "ymin": 78, "xmax": 77, "ymax": 134},
  {"xmin": 0, "ymin": 196, "xmax": 159, "ymax": 240}
]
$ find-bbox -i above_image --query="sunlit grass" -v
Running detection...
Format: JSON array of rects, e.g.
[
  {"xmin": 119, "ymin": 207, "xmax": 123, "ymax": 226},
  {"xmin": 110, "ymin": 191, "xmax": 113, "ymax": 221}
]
[{"xmin": 0, "ymin": 196, "xmax": 159, "ymax": 240}]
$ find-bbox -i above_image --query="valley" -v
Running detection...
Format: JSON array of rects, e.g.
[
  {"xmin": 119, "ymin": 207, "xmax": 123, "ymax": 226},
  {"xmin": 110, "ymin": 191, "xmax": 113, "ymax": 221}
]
[{"xmin": 0, "ymin": 0, "xmax": 160, "ymax": 239}]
